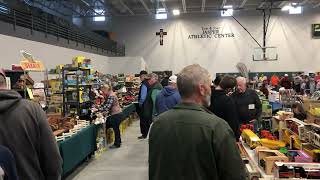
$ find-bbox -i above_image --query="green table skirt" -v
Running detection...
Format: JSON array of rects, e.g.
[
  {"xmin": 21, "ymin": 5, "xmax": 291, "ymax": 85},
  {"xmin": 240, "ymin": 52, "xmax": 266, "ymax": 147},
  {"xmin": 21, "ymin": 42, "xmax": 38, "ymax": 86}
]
[
  {"xmin": 122, "ymin": 103, "xmax": 136, "ymax": 119},
  {"xmin": 58, "ymin": 124, "xmax": 97, "ymax": 175},
  {"xmin": 58, "ymin": 103, "xmax": 136, "ymax": 176}
]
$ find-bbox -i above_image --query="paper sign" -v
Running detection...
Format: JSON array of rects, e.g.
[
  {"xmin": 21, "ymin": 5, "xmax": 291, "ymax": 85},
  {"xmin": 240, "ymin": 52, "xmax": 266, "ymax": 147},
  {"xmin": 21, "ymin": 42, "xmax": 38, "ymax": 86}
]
[
  {"xmin": 26, "ymin": 88, "xmax": 34, "ymax": 99},
  {"xmin": 249, "ymin": 104, "xmax": 255, "ymax": 110}
]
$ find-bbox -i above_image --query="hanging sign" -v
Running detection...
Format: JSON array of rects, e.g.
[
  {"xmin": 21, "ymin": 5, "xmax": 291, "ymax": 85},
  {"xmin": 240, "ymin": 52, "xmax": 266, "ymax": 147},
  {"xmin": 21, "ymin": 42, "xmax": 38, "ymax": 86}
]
[
  {"xmin": 19, "ymin": 50, "xmax": 44, "ymax": 71},
  {"xmin": 20, "ymin": 59, "xmax": 44, "ymax": 71}
]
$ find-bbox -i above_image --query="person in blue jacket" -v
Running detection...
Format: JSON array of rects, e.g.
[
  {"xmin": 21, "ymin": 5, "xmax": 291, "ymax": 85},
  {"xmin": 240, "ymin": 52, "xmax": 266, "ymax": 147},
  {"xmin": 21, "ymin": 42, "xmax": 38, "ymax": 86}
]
[{"xmin": 156, "ymin": 75, "xmax": 181, "ymax": 115}]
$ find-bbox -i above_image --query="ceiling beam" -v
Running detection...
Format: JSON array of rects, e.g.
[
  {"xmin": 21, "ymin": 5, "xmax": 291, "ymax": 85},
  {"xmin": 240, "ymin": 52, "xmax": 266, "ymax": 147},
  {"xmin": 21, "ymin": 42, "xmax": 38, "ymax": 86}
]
[
  {"xmin": 32, "ymin": 0, "xmax": 68, "ymax": 16},
  {"xmin": 300, "ymin": 0, "xmax": 310, "ymax": 5},
  {"xmin": 139, "ymin": 0, "xmax": 151, "ymax": 14},
  {"xmin": 182, "ymin": 0, "xmax": 187, "ymax": 13},
  {"xmin": 221, "ymin": 0, "xmax": 227, "ymax": 8},
  {"xmin": 55, "ymin": 1, "xmax": 84, "ymax": 16},
  {"xmin": 313, "ymin": 2, "xmax": 320, "ymax": 8},
  {"xmin": 119, "ymin": 0, "xmax": 135, "ymax": 15},
  {"xmin": 201, "ymin": 0, "xmax": 206, "ymax": 12},
  {"xmin": 278, "ymin": 1, "xmax": 288, "ymax": 8},
  {"xmin": 161, "ymin": 0, "xmax": 168, "ymax": 12},
  {"xmin": 80, "ymin": 0, "xmax": 105, "ymax": 16},
  {"xmin": 258, "ymin": 2, "xmax": 266, "ymax": 8},
  {"xmin": 239, "ymin": 0, "xmax": 248, "ymax": 8}
]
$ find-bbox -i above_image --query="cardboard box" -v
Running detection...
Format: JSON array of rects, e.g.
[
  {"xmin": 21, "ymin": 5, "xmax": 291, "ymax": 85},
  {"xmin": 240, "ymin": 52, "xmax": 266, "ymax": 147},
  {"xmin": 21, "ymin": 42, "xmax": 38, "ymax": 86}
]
[{"xmin": 258, "ymin": 150, "xmax": 289, "ymax": 175}]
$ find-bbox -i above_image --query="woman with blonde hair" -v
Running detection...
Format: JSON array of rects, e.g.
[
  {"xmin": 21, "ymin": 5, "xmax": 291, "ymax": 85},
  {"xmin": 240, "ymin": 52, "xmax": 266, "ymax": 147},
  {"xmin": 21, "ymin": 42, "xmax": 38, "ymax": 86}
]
[{"xmin": 100, "ymin": 83, "xmax": 123, "ymax": 148}]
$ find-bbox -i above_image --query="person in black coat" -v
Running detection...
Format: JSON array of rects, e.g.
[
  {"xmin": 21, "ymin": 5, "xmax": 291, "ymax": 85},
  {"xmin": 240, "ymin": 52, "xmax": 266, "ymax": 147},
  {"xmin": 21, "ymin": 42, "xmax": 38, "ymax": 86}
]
[
  {"xmin": 0, "ymin": 145, "xmax": 19, "ymax": 180},
  {"xmin": 209, "ymin": 76, "xmax": 240, "ymax": 140}
]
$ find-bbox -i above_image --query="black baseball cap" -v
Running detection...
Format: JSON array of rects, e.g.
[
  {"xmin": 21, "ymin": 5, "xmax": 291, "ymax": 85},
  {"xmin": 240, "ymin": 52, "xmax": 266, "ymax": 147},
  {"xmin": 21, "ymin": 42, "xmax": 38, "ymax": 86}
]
[{"xmin": 139, "ymin": 70, "xmax": 148, "ymax": 76}]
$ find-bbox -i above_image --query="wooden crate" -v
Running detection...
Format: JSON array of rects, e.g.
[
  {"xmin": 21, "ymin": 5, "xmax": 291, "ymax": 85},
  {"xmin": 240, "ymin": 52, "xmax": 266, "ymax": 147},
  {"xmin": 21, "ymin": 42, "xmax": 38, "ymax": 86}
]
[{"xmin": 258, "ymin": 150, "xmax": 289, "ymax": 175}]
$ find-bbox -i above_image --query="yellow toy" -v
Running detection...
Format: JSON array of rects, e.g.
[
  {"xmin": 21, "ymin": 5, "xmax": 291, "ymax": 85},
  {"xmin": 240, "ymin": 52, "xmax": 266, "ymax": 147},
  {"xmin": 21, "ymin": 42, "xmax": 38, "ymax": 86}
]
[
  {"xmin": 260, "ymin": 139, "xmax": 286, "ymax": 150},
  {"xmin": 241, "ymin": 129, "xmax": 261, "ymax": 149}
]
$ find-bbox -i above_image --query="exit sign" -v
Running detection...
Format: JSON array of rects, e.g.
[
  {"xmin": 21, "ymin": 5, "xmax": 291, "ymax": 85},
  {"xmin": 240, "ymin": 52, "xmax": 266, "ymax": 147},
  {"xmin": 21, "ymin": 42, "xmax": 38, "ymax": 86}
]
[{"xmin": 312, "ymin": 24, "xmax": 320, "ymax": 38}]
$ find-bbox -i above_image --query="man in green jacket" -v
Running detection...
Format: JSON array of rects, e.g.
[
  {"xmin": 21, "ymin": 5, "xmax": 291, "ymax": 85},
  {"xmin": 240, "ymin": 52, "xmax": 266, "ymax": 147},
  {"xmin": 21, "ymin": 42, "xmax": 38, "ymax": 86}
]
[
  {"xmin": 140, "ymin": 73, "xmax": 162, "ymax": 139},
  {"xmin": 149, "ymin": 64, "xmax": 247, "ymax": 180}
]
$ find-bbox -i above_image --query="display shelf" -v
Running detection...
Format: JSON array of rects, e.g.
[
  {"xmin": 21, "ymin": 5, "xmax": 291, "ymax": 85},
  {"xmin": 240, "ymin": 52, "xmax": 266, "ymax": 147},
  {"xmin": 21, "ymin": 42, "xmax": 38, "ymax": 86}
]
[
  {"xmin": 63, "ymin": 67, "xmax": 79, "ymax": 71},
  {"xmin": 240, "ymin": 140, "xmax": 274, "ymax": 178},
  {"xmin": 52, "ymin": 92, "xmax": 63, "ymax": 95},
  {"xmin": 62, "ymin": 66, "xmax": 92, "ymax": 117},
  {"xmin": 65, "ymin": 89, "xmax": 78, "ymax": 92},
  {"xmin": 65, "ymin": 101, "xmax": 78, "ymax": 105},
  {"xmin": 65, "ymin": 101, "xmax": 91, "ymax": 105},
  {"xmin": 63, "ymin": 67, "xmax": 91, "ymax": 71},
  {"xmin": 65, "ymin": 84, "xmax": 92, "ymax": 87}
]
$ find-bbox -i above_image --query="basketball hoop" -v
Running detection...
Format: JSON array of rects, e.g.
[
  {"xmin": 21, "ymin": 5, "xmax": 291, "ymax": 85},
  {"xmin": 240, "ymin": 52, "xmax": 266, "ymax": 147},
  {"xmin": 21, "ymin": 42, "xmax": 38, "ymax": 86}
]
[{"xmin": 253, "ymin": 46, "xmax": 278, "ymax": 61}]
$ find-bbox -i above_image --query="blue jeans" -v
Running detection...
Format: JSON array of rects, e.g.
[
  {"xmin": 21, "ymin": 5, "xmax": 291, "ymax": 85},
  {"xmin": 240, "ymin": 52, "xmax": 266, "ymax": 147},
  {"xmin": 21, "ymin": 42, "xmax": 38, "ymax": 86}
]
[{"xmin": 107, "ymin": 113, "xmax": 124, "ymax": 146}]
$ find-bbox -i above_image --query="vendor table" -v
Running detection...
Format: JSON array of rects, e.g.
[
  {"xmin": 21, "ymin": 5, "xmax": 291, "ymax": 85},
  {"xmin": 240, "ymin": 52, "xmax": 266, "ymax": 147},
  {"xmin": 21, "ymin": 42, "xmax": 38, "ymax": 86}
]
[
  {"xmin": 58, "ymin": 124, "xmax": 97, "ymax": 176},
  {"xmin": 58, "ymin": 103, "xmax": 136, "ymax": 176},
  {"xmin": 241, "ymin": 140, "xmax": 274, "ymax": 178},
  {"xmin": 122, "ymin": 103, "xmax": 136, "ymax": 119}
]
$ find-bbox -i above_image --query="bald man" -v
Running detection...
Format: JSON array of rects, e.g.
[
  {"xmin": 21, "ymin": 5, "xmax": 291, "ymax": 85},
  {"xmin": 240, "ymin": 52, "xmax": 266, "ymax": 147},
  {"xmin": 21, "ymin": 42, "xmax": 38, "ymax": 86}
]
[
  {"xmin": 149, "ymin": 65, "xmax": 246, "ymax": 180},
  {"xmin": 231, "ymin": 77, "xmax": 262, "ymax": 125}
]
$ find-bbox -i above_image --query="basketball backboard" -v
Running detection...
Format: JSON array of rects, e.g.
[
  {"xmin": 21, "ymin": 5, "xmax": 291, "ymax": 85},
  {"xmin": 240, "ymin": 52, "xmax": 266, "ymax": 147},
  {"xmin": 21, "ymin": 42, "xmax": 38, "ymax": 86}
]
[{"xmin": 253, "ymin": 47, "xmax": 278, "ymax": 61}]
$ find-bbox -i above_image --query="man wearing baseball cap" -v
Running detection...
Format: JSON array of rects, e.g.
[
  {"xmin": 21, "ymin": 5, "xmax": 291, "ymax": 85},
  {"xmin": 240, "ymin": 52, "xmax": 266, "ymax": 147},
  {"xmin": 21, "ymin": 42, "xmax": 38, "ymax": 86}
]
[
  {"xmin": 155, "ymin": 75, "xmax": 181, "ymax": 115},
  {"xmin": 137, "ymin": 70, "xmax": 150, "ymax": 139},
  {"xmin": 0, "ymin": 69, "xmax": 62, "ymax": 179}
]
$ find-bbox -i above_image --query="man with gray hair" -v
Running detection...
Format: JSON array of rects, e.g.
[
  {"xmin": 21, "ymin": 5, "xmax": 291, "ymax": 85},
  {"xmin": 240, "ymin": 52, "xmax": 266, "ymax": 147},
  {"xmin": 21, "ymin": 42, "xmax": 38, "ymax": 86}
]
[
  {"xmin": 231, "ymin": 76, "xmax": 262, "ymax": 125},
  {"xmin": 0, "ymin": 69, "xmax": 62, "ymax": 179},
  {"xmin": 139, "ymin": 73, "xmax": 162, "ymax": 139},
  {"xmin": 149, "ymin": 64, "xmax": 246, "ymax": 180}
]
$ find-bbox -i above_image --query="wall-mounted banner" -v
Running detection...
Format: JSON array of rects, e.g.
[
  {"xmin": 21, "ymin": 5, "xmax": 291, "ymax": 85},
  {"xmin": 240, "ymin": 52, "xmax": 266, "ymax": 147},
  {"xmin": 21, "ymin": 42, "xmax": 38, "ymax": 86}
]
[{"xmin": 188, "ymin": 26, "xmax": 235, "ymax": 39}]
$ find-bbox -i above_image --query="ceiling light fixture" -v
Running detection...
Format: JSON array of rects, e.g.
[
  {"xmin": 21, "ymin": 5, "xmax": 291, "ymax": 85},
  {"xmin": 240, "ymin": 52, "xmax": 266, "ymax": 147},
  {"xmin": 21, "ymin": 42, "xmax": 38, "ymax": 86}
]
[
  {"xmin": 281, "ymin": 3, "xmax": 302, "ymax": 14},
  {"xmin": 93, "ymin": 9, "xmax": 105, "ymax": 21},
  {"xmin": 289, "ymin": 6, "xmax": 302, "ymax": 14},
  {"xmin": 281, "ymin": 5, "xmax": 291, "ymax": 11},
  {"xmin": 156, "ymin": 13, "xmax": 167, "ymax": 19},
  {"xmin": 173, "ymin": 9, "xmax": 180, "ymax": 16},
  {"xmin": 156, "ymin": 8, "xmax": 167, "ymax": 19},
  {"xmin": 156, "ymin": 8, "xmax": 166, "ymax": 13},
  {"xmin": 221, "ymin": 5, "xmax": 233, "ymax": 17}
]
